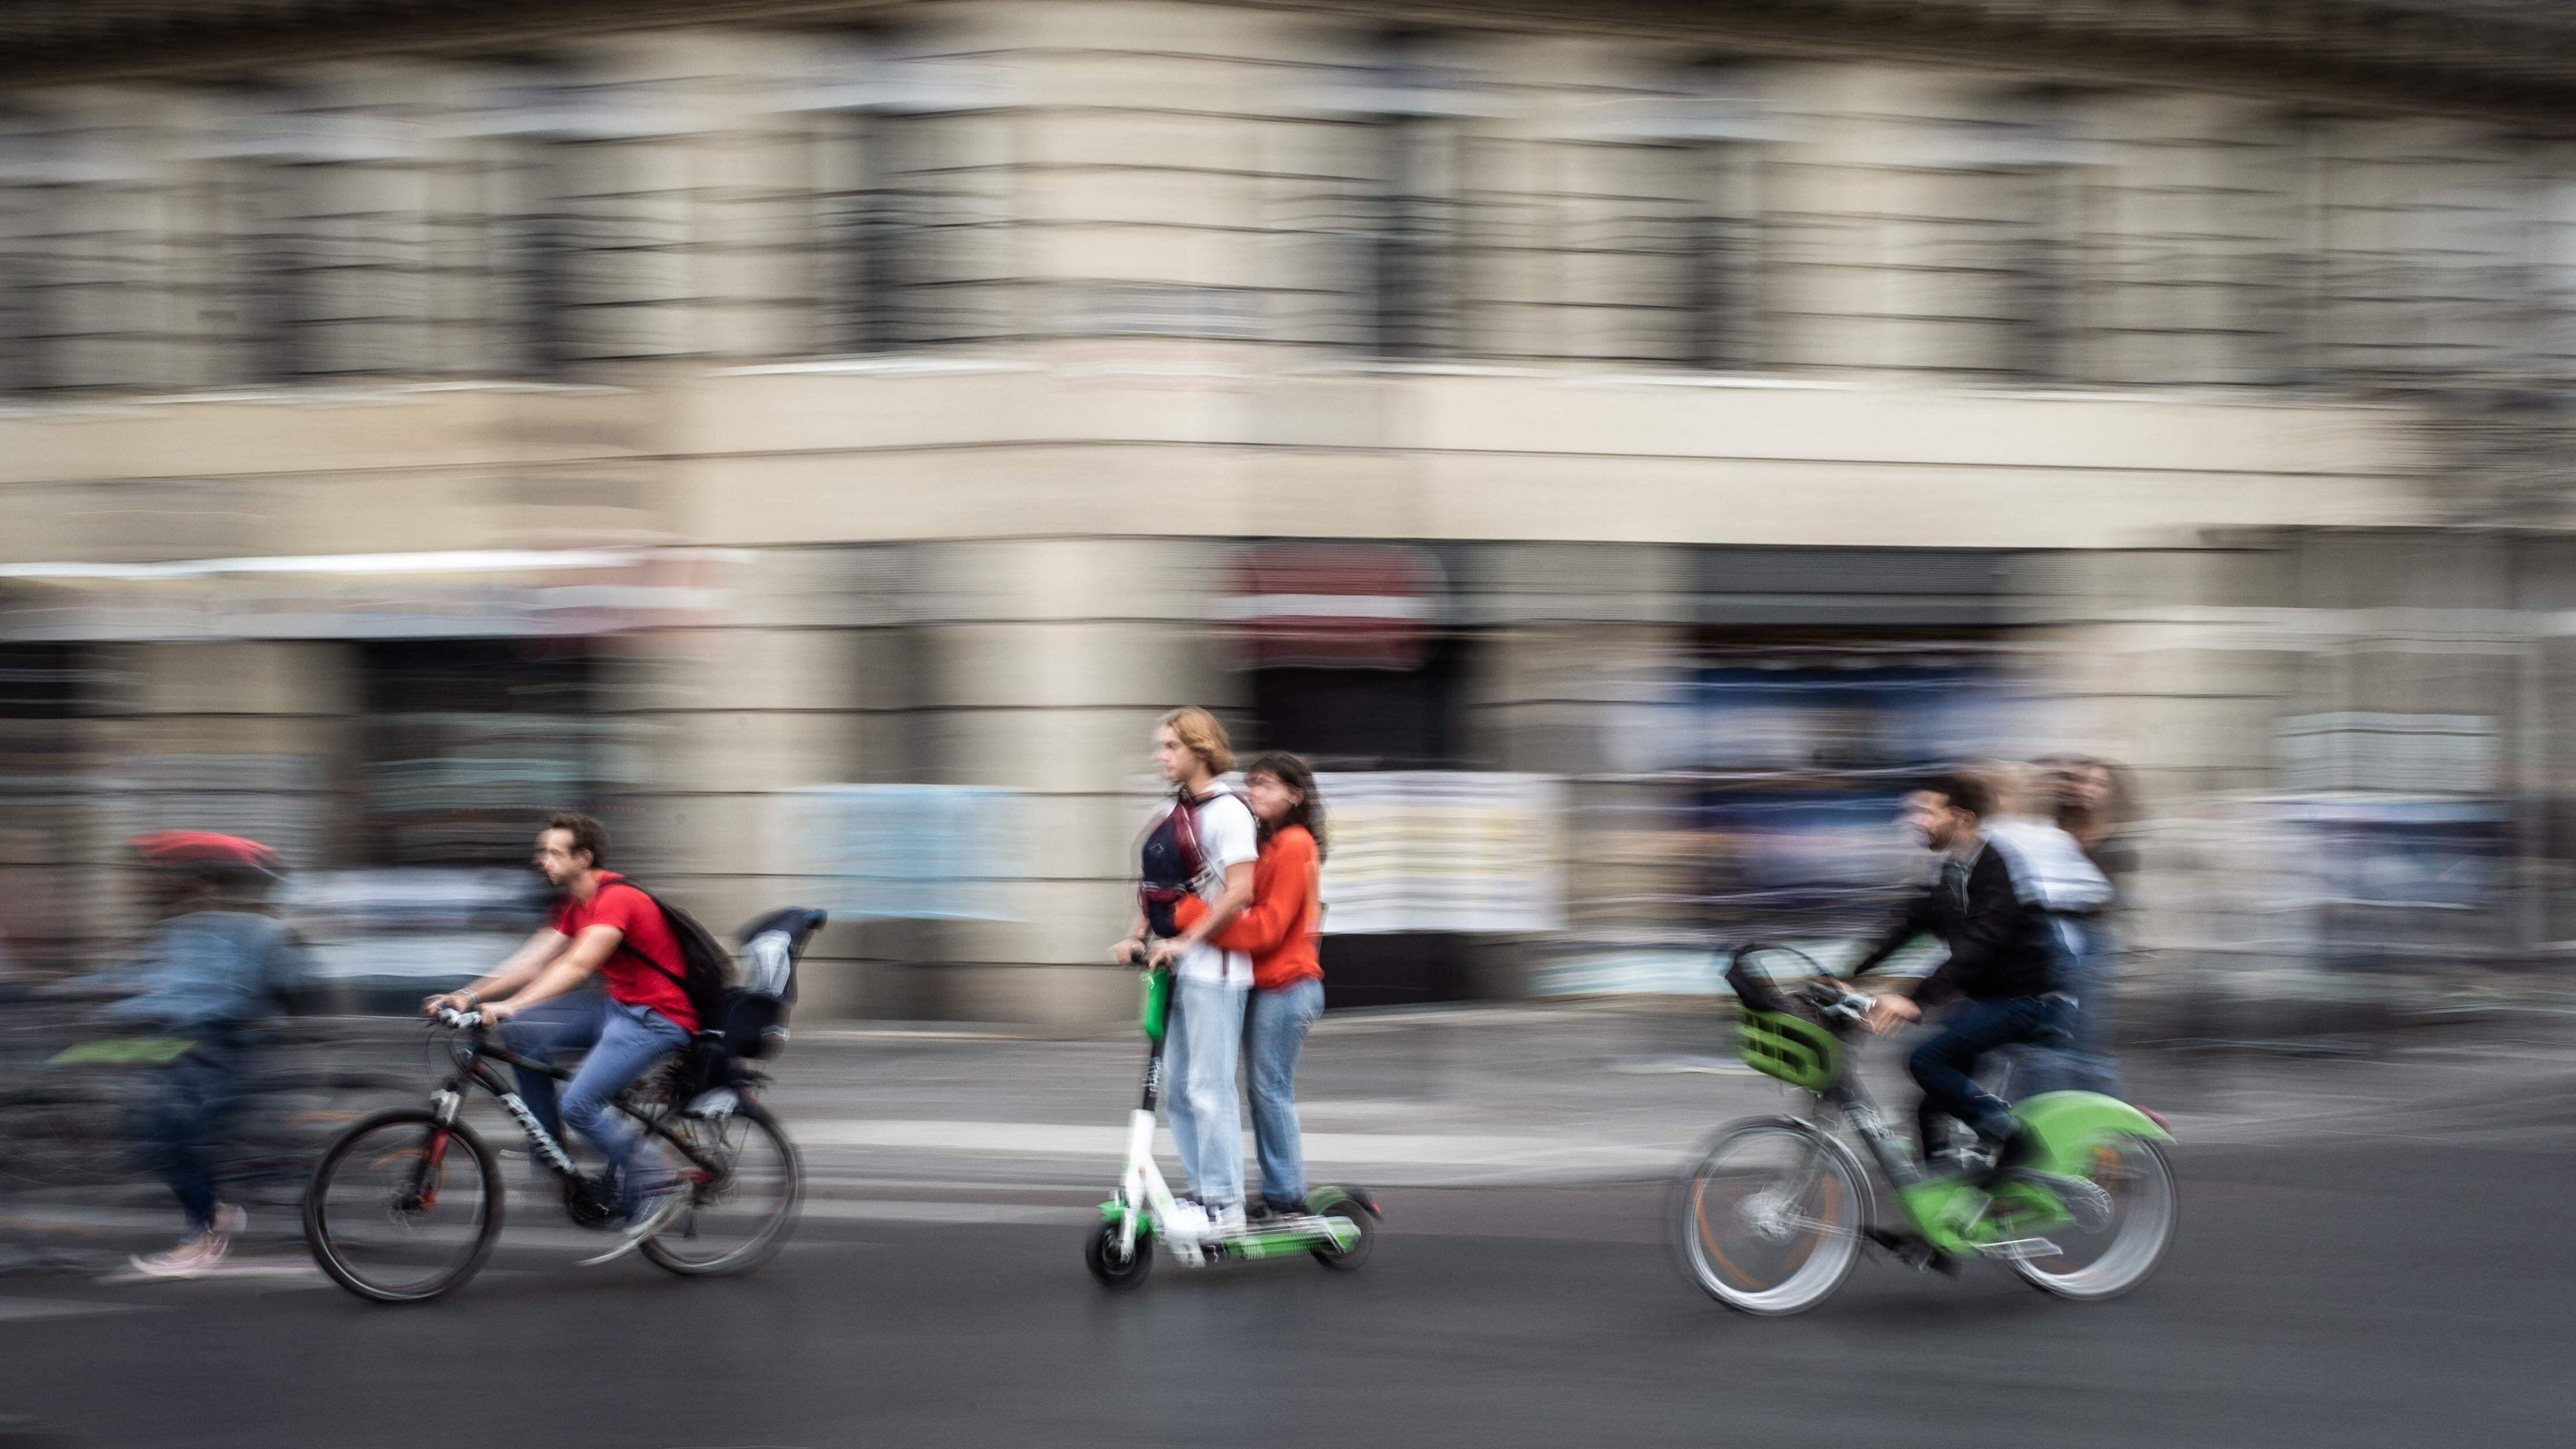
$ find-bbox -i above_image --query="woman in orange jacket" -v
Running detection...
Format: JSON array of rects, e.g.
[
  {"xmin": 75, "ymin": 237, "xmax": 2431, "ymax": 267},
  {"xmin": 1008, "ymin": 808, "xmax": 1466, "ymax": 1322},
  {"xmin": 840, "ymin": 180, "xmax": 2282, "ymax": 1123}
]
[{"xmin": 1172, "ymin": 752, "xmax": 1324, "ymax": 1217}]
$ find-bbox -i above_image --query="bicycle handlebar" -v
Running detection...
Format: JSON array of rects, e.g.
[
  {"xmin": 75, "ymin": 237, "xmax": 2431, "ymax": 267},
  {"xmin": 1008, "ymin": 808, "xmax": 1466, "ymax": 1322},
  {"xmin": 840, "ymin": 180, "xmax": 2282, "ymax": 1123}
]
[{"xmin": 434, "ymin": 1007, "xmax": 485, "ymax": 1031}]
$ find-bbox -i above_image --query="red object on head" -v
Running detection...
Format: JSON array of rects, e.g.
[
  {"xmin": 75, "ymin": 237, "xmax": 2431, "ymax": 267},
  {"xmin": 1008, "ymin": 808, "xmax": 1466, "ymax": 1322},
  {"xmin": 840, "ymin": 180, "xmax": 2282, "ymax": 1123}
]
[{"xmin": 127, "ymin": 832, "xmax": 283, "ymax": 872}]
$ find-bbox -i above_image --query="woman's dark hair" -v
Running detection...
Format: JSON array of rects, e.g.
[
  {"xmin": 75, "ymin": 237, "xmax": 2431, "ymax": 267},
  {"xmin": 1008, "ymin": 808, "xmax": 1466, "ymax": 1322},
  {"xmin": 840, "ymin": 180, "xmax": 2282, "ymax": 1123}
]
[
  {"xmin": 2032, "ymin": 753, "xmax": 2132, "ymax": 841},
  {"xmin": 1912, "ymin": 770, "xmax": 1992, "ymax": 820},
  {"xmin": 1242, "ymin": 751, "xmax": 1326, "ymax": 861}
]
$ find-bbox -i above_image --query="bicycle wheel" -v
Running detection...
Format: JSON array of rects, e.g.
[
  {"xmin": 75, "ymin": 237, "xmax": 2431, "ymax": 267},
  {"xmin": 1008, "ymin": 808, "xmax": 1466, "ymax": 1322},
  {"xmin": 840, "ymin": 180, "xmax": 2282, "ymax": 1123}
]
[
  {"xmin": 304, "ymin": 1108, "xmax": 504, "ymax": 1304},
  {"xmin": 2010, "ymin": 1135, "xmax": 2176, "ymax": 1301},
  {"xmin": 639, "ymin": 1099, "xmax": 801, "ymax": 1277},
  {"xmin": 1673, "ymin": 1120, "xmax": 1864, "ymax": 1316},
  {"xmin": 224, "ymin": 1069, "xmax": 400, "ymax": 1209}
]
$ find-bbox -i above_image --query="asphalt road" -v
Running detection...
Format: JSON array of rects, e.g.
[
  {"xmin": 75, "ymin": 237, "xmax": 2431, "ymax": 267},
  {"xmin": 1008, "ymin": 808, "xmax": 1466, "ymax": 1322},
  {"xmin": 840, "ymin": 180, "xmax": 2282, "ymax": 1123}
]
[{"xmin": 0, "ymin": 1132, "xmax": 2566, "ymax": 1449}]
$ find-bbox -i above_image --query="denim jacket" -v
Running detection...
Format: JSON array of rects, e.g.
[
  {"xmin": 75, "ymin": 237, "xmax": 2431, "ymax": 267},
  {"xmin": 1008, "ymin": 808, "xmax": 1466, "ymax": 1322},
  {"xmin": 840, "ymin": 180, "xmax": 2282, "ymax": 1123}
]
[{"xmin": 97, "ymin": 910, "xmax": 302, "ymax": 1032}]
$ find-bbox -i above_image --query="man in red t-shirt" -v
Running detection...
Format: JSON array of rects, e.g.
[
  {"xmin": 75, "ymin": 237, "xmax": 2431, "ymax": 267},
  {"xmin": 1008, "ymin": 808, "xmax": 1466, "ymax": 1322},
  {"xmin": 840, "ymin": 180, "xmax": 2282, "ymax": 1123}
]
[{"xmin": 425, "ymin": 812, "xmax": 692, "ymax": 1230}]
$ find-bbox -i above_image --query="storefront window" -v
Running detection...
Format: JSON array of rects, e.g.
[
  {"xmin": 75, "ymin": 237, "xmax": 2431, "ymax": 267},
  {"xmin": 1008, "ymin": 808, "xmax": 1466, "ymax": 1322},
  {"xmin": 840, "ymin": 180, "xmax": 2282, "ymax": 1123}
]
[{"xmin": 359, "ymin": 641, "xmax": 599, "ymax": 866}]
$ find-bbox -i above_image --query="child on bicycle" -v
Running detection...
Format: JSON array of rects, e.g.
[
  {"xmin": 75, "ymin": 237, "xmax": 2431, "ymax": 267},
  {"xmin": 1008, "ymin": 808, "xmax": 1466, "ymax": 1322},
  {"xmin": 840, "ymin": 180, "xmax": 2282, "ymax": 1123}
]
[{"xmin": 104, "ymin": 833, "xmax": 301, "ymax": 1278}]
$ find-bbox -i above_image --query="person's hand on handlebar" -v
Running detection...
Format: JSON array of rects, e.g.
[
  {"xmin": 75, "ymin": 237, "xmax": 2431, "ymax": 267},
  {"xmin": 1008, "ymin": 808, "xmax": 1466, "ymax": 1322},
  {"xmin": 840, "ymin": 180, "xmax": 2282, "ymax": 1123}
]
[
  {"xmin": 422, "ymin": 989, "xmax": 485, "ymax": 1018},
  {"xmin": 1109, "ymin": 937, "xmax": 1146, "ymax": 967},
  {"xmin": 1865, "ymin": 992, "xmax": 1920, "ymax": 1036}
]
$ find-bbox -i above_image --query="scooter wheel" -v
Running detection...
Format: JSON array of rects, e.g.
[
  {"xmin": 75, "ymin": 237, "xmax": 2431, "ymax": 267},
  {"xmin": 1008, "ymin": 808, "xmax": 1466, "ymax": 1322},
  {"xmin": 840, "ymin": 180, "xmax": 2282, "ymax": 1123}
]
[
  {"xmin": 1310, "ymin": 1190, "xmax": 1377, "ymax": 1272},
  {"xmin": 1085, "ymin": 1222, "xmax": 1153, "ymax": 1290}
]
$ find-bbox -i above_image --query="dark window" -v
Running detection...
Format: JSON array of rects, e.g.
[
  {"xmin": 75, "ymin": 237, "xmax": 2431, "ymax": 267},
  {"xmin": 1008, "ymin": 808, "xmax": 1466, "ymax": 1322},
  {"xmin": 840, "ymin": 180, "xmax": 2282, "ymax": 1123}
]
[
  {"xmin": 0, "ymin": 644, "xmax": 84, "ymax": 720},
  {"xmin": 359, "ymin": 641, "xmax": 599, "ymax": 866}
]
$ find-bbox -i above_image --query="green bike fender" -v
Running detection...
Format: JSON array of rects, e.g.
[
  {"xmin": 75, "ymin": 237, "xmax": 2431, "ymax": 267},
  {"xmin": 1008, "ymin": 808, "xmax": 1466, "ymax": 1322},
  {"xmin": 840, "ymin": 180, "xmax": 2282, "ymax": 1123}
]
[{"xmin": 2014, "ymin": 1090, "xmax": 2173, "ymax": 1177}]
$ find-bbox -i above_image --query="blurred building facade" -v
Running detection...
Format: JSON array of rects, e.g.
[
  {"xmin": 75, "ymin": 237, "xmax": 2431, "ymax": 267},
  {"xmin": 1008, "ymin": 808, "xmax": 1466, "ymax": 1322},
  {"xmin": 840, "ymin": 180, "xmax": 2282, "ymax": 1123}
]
[{"xmin": 5, "ymin": 1, "xmax": 2575, "ymax": 1021}]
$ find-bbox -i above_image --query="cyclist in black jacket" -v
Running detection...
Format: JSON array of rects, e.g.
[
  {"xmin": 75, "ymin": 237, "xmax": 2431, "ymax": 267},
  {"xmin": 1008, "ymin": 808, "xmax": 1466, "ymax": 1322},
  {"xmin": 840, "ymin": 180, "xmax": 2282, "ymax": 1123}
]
[{"xmin": 1848, "ymin": 771, "xmax": 2075, "ymax": 1182}]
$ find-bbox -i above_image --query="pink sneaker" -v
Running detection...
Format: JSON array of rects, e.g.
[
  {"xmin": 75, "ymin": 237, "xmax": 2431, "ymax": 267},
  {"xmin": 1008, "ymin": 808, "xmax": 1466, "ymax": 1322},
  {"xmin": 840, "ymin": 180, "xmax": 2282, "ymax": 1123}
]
[
  {"xmin": 126, "ymin": 1205, "xmax": 241, "ymax": 1279},
  {"xmin": 126, "ymin": 1230, "xmax": 228, "ymax": 1279}
]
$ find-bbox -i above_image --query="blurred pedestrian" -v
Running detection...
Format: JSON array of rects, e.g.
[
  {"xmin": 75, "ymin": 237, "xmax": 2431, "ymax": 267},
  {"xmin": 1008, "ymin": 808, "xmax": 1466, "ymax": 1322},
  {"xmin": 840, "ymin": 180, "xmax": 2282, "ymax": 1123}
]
[
  {"xmin": 2023, "ymin": 754, "xmax": 2135, "ymax": 1098},
  {"xmin": 1176, "ymin": 751, "xmax": 1326, "ymax": 1218},
  {"xmin": 103, "ymin": 833, "xmax": 300, "ymax": 1278},
  {"xmin": 1114, "ymin": 707, "xmax": 1258, "ymax": 1234}
]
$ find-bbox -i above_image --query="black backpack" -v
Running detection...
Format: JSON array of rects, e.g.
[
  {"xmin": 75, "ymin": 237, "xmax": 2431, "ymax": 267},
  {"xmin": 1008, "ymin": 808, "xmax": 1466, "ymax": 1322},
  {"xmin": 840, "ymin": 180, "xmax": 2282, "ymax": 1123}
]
[
  {"xmin": 1136, "ymin": 788, "xmax": 1216, "ymax": 939},
  {"xmin": 610, "ymin": 881, "xmax": 737, "ymax": 1033}
]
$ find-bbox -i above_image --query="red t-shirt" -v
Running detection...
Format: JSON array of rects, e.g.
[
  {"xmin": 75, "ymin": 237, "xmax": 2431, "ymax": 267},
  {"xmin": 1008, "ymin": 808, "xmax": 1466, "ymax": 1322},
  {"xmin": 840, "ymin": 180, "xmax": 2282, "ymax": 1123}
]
[{"xmin": 550, "ymin": 874, "xmax": 696, "ymax": 1033}]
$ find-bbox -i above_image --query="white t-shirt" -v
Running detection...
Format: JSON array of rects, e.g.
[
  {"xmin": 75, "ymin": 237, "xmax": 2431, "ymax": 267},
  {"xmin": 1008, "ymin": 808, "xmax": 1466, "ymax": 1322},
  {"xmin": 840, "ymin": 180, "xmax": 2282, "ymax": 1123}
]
[
  {"xmin": 1155, "ymin": 789, "xmax": 1258, "ymax": 987},
  {"xmin": 1984, "ymin": 816, "xmax": 2113, "ymax": 913}
]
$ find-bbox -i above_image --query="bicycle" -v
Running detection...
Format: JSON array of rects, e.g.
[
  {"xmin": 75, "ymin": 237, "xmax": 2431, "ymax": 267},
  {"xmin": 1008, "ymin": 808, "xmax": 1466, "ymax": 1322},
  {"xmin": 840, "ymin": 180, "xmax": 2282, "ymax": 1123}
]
[
  {"xmin": 302, "ymin": 1007, "xmax": 801, "ymax": 1303},
  {"xmin": 0, "ymin": 1001, "xmax": 409, "ymax": 1201},
  {"xmin": 1672, "ymin": 943, "xmax": 2177, "ymax": 1316}
]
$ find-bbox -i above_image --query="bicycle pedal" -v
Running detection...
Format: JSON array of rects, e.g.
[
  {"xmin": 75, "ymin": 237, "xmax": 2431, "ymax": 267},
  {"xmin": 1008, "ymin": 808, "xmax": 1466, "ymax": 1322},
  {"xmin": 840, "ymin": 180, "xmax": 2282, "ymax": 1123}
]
[
  {"xmin": 1866, "ymin": 1229, "xmax": 1957, "ymax": 1275},
  {"xmin": 1975, "ymin": 1237, "xmax": 2062, "ymax": 1262}
]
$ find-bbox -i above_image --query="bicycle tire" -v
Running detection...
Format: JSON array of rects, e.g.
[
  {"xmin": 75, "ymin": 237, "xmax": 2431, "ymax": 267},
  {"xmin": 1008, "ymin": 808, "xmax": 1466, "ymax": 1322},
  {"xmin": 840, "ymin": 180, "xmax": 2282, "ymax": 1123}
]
[
  {"xmin": 639, "ymin": 1098, "xmax": 801, "ymax": 1278},
  {"xmin": 2009, "ymin": 1135, "xmax": 2177, "ymax": 1301},
  {"xmin": 304, "ymin": 1108, "xmax": 506, "ymax": 1304},
  {"xmin": 1672, "ymin": 1119, "xmax": 1865, "ymax": 1316}
]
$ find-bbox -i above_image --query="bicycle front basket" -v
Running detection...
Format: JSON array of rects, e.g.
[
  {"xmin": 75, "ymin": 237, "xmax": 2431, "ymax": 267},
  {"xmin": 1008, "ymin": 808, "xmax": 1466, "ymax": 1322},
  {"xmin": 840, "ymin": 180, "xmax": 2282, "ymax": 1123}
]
[{"xmin": 1737, "ymin": 1010, "xmax": 1842, "ymax": 1092}]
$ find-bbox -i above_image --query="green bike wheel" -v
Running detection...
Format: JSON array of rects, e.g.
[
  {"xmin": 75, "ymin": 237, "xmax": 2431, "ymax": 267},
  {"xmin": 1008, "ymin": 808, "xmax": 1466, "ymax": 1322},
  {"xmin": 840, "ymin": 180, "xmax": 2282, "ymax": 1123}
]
[
  {"xmin": 1673, "ymin": 1120, "xmax": 1864, "ymax": 1316},
  {"xmin": 2010, "ymin": 1135, "xmax": 2177, "ymax": 1301}
]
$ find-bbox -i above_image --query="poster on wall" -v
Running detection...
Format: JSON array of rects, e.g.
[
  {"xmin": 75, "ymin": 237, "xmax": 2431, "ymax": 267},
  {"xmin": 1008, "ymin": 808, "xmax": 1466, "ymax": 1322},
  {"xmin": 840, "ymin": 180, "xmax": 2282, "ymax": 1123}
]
[
  {"xmin": 796, "ymin": 785, "xmax": 1028, "ymax": 921},
  {"xmin": 1312, "ymin": 771, "xmax": 1564, "ymax": 934}
]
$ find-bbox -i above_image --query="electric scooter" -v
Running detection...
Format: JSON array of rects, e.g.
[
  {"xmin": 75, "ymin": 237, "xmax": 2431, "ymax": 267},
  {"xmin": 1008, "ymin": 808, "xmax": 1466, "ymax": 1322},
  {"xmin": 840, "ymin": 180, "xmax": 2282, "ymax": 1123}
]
[{"xmin": 1084, "ymin": 962, "xmax": 1378, "ymax": 1289}]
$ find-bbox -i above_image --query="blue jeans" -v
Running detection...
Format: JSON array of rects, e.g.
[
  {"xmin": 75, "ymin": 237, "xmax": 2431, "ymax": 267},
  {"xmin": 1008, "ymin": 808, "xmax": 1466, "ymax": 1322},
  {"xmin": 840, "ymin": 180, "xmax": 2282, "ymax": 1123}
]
[
  {"xmin": 130, "ymin": 1032, "xmax": 249, "ymax": 1233},
  {"xmin": 1909, "ymin": 995, "xmax": 2070, "ymax": 1155},
  {"xmin": 501, "ymin": 994, "xmax": 689, "ymax": 1216},
  {"xmin": 1243, "ymin": 977, "xmax": 1324, "ymax": 1210},
  {"xmin": 1162, "ymin": 976, "xmax": 1249, "ymax": 1211},
  {"xmin": 2023, "ymin": 919, "xmax": 2124, "ymax": 1098}
]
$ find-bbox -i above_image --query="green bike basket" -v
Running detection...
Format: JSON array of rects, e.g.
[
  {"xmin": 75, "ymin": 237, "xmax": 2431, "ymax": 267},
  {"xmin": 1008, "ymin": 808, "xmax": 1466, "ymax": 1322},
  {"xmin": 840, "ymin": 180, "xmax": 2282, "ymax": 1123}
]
[{"xmin": 1737, "ymin": 1009, "xmax": 1842, "ymax": 1091}]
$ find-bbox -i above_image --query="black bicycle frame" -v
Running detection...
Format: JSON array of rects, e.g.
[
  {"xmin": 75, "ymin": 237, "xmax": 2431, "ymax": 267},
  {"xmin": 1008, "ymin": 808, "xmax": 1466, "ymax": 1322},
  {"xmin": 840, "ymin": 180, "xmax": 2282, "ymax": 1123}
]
[
  {"xmin": 421, "ymin": 1028, "xmax": 726, "ymax": 1185},
  {"xmin": 1817, "ymin": 1055, "xmax": 1931, "ymax": 1192}
]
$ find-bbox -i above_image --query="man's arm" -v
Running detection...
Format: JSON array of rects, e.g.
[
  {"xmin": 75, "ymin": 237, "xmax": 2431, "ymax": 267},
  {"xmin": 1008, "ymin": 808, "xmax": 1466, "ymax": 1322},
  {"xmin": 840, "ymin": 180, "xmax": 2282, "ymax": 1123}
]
[
  {"xmin": 479, "ymin": 925, "xmax": 624, "ymax": 1024},
  {"xmin": 425, "ymin": 926, "xmax": 568, "ymax": 1015}
]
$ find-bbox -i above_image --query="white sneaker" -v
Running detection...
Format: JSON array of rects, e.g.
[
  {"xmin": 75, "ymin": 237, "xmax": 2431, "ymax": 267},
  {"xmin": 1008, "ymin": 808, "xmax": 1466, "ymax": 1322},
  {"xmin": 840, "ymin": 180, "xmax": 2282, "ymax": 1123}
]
[
  {"xmin": 211, "ymin": 1203, "xmax": 248, "ymax": 1240},
  {"xmin": 1162, "ymin": 1200, "xmax": 1211, "ymax": 1238},
  {"xmin": 126, "ymin": 1226, "xmax": 230, "ymax": 1279},
  {"xmin": 575, "ymin": 1183, "xmax": 687, "ymax": 1268},
  {"xmin": 1206, "ymin": 1202, "xmax": 1246, "ymax": 1235}
]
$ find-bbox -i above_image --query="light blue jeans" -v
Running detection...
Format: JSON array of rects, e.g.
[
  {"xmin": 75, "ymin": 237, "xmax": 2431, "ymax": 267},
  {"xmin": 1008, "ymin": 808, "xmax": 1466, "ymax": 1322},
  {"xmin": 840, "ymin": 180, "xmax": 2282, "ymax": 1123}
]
[
  {"xmin": 1162, "ymin": 976, "xmax": 1249, "ymax": 1211},
  {"xmin": 2025, "ymin": 918, "xmax": 2124, "ymax": 1099},
  {"xmin": 1244, "ymin": 977, "xmax": 1324, "ymax": 1210},
  {"xmin": 502, "ymin": 993, "xmax": 690, "ymax": 1216}
]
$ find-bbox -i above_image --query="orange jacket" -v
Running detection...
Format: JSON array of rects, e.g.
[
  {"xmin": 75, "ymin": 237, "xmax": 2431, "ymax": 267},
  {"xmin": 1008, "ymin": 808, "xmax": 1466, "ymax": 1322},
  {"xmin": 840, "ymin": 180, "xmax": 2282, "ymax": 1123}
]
[{"xmin": 1173, "ymin": 825, "xmax": 1322, "ymax": 992}]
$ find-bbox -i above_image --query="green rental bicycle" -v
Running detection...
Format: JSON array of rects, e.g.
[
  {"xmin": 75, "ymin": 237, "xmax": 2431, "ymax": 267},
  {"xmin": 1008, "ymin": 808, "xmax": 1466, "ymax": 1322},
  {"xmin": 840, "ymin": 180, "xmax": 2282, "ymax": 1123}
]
[{"xmin": 1673, "ymin": 944, "xmax": 2177, "ymax": 1316}]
